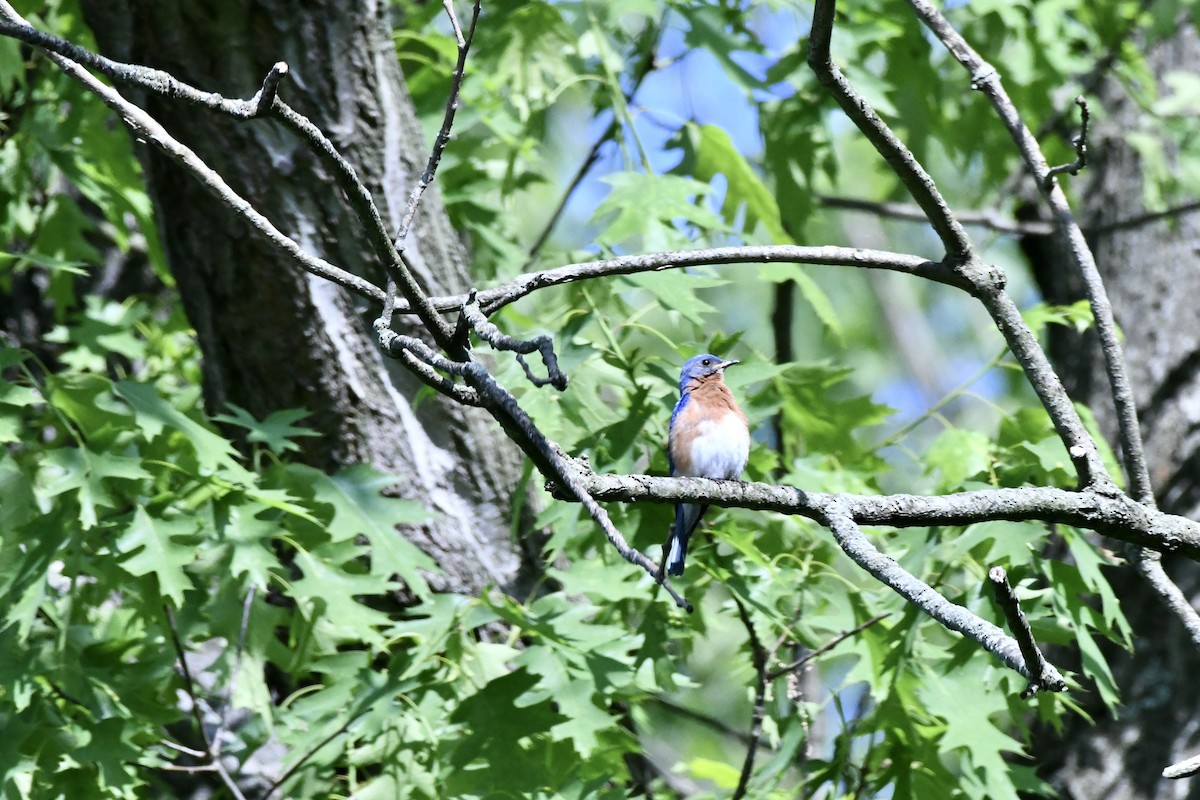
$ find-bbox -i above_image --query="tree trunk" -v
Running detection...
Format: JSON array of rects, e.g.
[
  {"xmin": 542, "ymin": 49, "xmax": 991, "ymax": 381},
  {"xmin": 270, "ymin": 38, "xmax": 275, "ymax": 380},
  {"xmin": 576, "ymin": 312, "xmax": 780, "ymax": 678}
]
[
  {"xmin": 78, "ymin": 0, "xmax": 534, "ymax": 596},
  {"xmin": 1029, "ymin": 22, "xmax": 1200, "ymax": 800}
]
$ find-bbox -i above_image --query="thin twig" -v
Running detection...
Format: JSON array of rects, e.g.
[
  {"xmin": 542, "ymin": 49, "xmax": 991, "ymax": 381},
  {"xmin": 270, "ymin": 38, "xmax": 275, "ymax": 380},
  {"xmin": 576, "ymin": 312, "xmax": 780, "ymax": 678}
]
[
  {"xmin": 822, "ymin": 509, "xmax": 1065, "ymax": 687},
  {"xmin": 766, "ymin": 612, "xmax": 891, "ymax": 681},
  {"xmin": 524, "ymin": 17, "xmax": 662, "ymax": 264},
  {"xmin": 210, "ymin": 585, "xmax": 257, "ymax": 756},
  {"xmin": 732, "ymin": 597, "xmax": 769, "ymax": 800},
  {"xmin": 164, "ymin": 605, "xmax": 212, "ymax": 753},
  {"xmin": 262, "ymin": 717, "xmax": 355, "ymax": 799},
  {"xmin": 987, "ymin": 567, "xmax": 1065, "ymax": 696},
  {"xmin": 460, "ymin": 292, "xmax": 568, "ymax": 390},
  {"xmin": 818, "ymin": 195, "xmax": 1056, "ymax": 236},
  {"xmin": 821, "ymin": 193, "xmax": 1200, "ymax": 237},
  {"xmin": 1043, "ymin": 96, "xmax": 1090, "ymax": 187},
  {"xmin": 395, "ymin": 1, "xmax": 480, "ymax": 248},
  {"xmin": 163, "ymin": 606, "xmax": 250, "ymax": 800}
]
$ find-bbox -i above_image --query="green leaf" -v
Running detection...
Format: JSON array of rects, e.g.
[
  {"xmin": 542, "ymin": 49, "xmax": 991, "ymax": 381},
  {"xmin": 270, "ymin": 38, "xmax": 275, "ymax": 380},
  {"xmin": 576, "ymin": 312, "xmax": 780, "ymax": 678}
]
[
  {"xmin": 37, "ymin": 447, "xmax": 151, "ymax": 529},
  {"xmin": 312, "ymin": 464, "xmax": 436, "ymax": 596},
  {"xmin": 593, "ymin": 172, "xmax": 723, "ymax": 245},
  {"xmin": 213, "ymin": 405, "xmax": 319, "ymax": 454},
  {"xmin": 114, "ymin": 380, "xmax": 242, "ymax": 474},
  {"xmin": 674, "ymin": 122, "xmax": 787, "ymax": 242},
  {"xmin": 115, "ymin": 507, "xmax": 198, "ymax": 605},
  {"xmin": 925, "ymin": 428, "xmax": 992, "ymax": 487}
]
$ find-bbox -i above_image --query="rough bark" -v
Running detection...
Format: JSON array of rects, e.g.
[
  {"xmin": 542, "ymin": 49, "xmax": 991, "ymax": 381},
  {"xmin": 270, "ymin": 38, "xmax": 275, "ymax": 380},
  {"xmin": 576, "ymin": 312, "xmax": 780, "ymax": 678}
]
[
  {"xmin": 1028, "ymin": 22, "xmax": 1200, "ymax": 800},
  {"xmin": 77, "ymin": 0, "xmax": 533, "ymax": 595}
]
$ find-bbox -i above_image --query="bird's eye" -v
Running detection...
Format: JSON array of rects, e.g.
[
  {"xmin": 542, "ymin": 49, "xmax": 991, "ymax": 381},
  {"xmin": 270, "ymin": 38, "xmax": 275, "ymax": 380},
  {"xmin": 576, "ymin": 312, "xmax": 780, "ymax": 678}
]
[{"xmin": 702, "ymin": 358, "xmax": 712, "ymax": 366}]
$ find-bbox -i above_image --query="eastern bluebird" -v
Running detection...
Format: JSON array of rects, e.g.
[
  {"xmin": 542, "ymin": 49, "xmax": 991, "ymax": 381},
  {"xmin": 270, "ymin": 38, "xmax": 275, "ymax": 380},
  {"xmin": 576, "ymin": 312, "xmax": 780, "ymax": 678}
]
[{"xmin": 664, "ymin": 354, "xmax": 750, "ymax": 576}]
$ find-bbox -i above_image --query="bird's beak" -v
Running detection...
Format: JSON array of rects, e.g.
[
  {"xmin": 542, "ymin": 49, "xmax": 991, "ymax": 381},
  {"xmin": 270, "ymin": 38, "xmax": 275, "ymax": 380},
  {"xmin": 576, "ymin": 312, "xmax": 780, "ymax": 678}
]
[{"xmin": 718, "ymin": 359, "xmax": 739, "ymax": 370}]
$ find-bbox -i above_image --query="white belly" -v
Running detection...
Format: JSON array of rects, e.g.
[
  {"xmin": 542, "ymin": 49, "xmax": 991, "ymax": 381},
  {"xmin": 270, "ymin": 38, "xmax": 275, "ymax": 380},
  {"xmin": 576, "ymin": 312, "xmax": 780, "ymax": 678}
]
[{"xmin": 682, "ymin": 414, "xmax": 749, "ymax": 479}]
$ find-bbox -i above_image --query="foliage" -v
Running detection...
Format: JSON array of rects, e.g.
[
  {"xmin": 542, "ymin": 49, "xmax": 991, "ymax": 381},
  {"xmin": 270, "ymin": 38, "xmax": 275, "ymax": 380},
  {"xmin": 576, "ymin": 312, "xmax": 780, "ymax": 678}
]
[{"xmin": 0, "ymin": 0, "xmax": 1180, "ymax": 797}]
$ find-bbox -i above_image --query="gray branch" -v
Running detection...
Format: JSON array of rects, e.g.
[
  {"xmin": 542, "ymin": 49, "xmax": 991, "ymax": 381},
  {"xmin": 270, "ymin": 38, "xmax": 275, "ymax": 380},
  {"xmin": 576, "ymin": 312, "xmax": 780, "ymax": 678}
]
[
  {"xmin": 460, "ymin": 293, "xmax": 568, "ymax": 390},
  {"xmin": 905, "ymin": 0, "xmax": 1151, "ymax": 507},
  {"xmin": 553, "ymin": 470, "xmax": 1200, "ymax": 559},
  {"xmin": 823, "ymin": 508, "xmax": 1064, "ymax": 687},
  {"xmin": 988, "ymin": 567, "xmax": 1064, "ymax": 696},
  {"xmin": 817, "ymin": 195, "xmax": 1056, "ymax": 237},
  {"xmin": 805, "ymin": 0, "xmax": 1115, "ymax": 491},
  {"xmin": 0, "ymin": 5, "xmax": 457, "ymax": 349},
  {"xmin": 392, "ymin": 245, "xmax": 963, "ymax": 315},
  {"xmin": 808, "ymin": 0, "xmax": 973, "ymax": 262}
]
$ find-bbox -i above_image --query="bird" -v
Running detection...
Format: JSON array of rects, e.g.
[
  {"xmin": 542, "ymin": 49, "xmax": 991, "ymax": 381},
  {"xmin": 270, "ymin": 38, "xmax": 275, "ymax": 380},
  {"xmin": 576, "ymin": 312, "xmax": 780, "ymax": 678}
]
[{"xmin": 664, "ymin": 353, "xmax": 749, "ymax": 576}]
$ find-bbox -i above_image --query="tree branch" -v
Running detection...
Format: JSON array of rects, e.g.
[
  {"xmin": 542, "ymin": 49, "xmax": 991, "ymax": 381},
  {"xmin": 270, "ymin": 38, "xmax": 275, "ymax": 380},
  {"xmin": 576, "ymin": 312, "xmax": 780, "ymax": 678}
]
[
  {"xmin": 905, "ymin": 0, "xmax": 1150, "ymax": 506},
  {"xmin": 766, "ymin": 612, "xmax": 891, "ymax": 681},
  {"xmin": 460, "ymin": 292, "xmax": 569, "ymax": 390},
  {"xmin": 1043, "ymin": 95, "xmax": 1090, "ymax": 187},
  {"xmin": 395, "ymin": 1, "xmax": 479, "ymax": 249},
  {"xmin": 818, "ymin": 194, "xmax": 1056, "ymax": 237},
  {"xmin": 392, "ymin": 245, "xmax": 962, "ymax": 315},
  {"xmin": 0, "ymin": 4, "xmax": 458, "ymax": 350},
  {"xmin": 732, "ymin": 597, "xmax": 773, "ymax": 800},
  {"xmin": 553, "ymin": 470, "xmax": 1200, "ymax": 561},
  {"xmin": 808, "ymin": 0, "xmax": 973, "ymax": 263},
  {"xmin": 988, "ymin": 567, "xmax": 1062, "ymax": 696},
  {"xmin": 822, "ymin": 509, "xmax": 1065, "ymax": 687}
]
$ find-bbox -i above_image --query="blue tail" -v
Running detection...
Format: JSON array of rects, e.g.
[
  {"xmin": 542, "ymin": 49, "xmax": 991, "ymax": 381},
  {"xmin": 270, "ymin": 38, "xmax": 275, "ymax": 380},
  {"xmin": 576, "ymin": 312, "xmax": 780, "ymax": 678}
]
[{"xmin": 666, "ymin": 503, "xmax": 705, "ymax": 576}]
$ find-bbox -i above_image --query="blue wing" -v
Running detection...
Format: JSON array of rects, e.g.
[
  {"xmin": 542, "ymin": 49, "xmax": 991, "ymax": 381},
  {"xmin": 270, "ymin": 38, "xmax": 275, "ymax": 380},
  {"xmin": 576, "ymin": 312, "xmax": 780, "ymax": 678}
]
[{"xmin": 664, "ymin": 391, "xmax": 694, "ymax": 574}]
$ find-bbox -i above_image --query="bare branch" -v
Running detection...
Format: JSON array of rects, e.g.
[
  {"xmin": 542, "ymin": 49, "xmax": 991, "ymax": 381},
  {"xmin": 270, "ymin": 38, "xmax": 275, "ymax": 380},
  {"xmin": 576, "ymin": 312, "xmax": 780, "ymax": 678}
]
[
  {"xmin": 1128, "ymin": 547, "xmax": 1200, "ymax": 647},
  {"xmin": 767, "ymin": 612, "xmax": 892, "ymax": 681},
  {"xmin": 163, "ymin": 606, "xmax": 248, "ymax": 800},
  {"xmin": 525, "ymin": 17, "xmax": 662, "ymax": 264},
  {"xmin": 808, "ymin": 0, "xmax": 972, "ymax": 262},
  {"xmin": 732, "ymin": 597, "xmax": 771, "ymax": 800},
  {"xmin": 818, "ymin": 195, "xmax": 1056, "ymax": 236},
  {"xmin": 820, "ymin": 193, "xmax": 1200, "ymax": 239},
  {"xmin": 823, "ymin": 509, "xmax": 1065, "ymax": 687},
  {"xmin": 395, "ymin": 1, "xmax": 481, "ymax": 249},
  {"xmin": 393, "ymin": 245, "xmax": 962, "ymax": 316},
  {"xmin": 460, "ymin": 292, "xmax": 568, "ymax": 390},
  {"xmin": 988, "ymin": 567, "xmax": 1065, "ymax": 695},
  {"xmin": 1164, "ymin": 751, "xmax": 1200, "ymax": 780},
  {"xmin": 554, "ymin": 471, "xmax": 1200, "ymax": 560},
  {"xmin": 906, "ymin": 0, "xmax": 1151, "ymax": 506},
  {"xmin": 210, "ymin": 586, "xmax": 257, "ymax": 757},
  {"xmin": 1043, "ymin": 96, "xmax": 1090, "ymax": 187}
]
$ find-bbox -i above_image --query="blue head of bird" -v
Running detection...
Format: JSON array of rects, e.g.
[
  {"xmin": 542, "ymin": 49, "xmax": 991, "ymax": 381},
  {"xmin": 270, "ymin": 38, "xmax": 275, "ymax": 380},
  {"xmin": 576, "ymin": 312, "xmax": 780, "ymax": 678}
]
[{"xmin": 679, "ymin": 354, "xmax": 739, "ymax": 393}]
